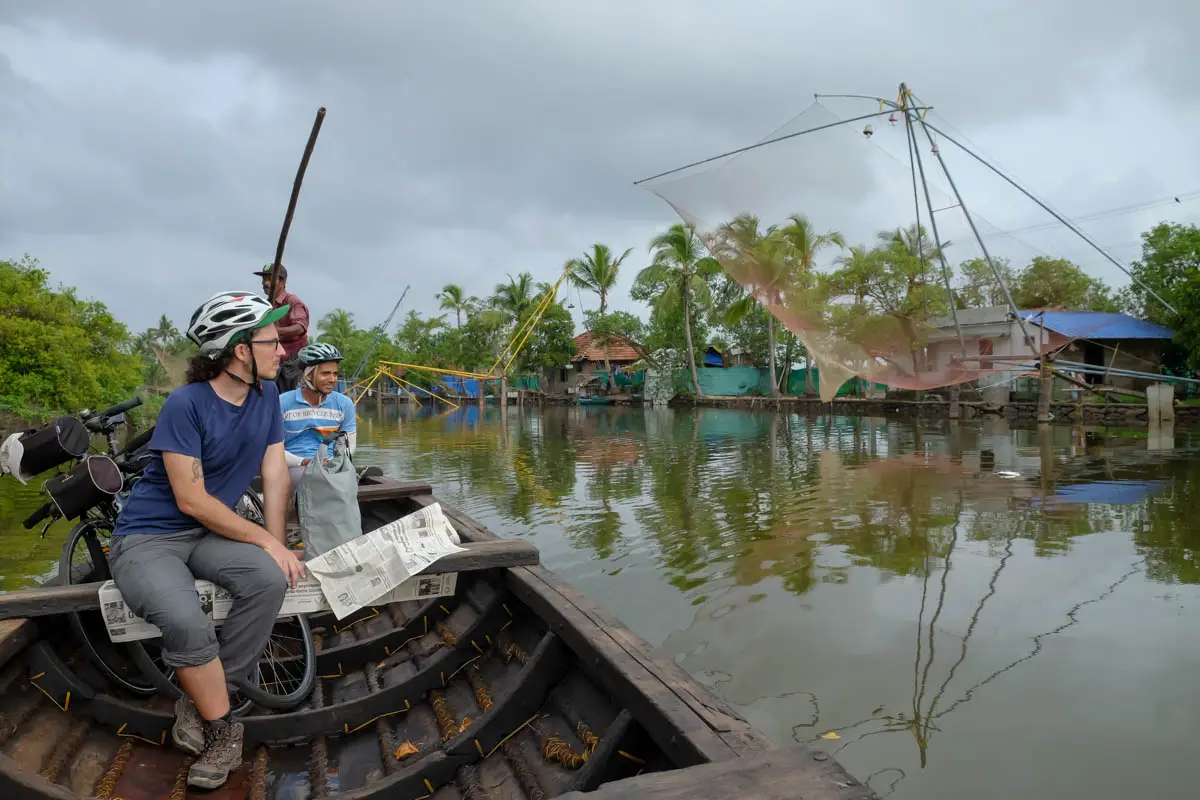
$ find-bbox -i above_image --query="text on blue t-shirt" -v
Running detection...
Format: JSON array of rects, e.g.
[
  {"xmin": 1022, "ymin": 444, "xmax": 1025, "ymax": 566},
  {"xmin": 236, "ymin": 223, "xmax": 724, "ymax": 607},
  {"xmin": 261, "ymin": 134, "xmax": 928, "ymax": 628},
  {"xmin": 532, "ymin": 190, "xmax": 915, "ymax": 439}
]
[
  {"xmin": 279, "ymin": 389, "xmax": 357, "ymax": 460},
  {"xmin": 114, "ymin": 381, "xmax": 284, "ymax": 535}
]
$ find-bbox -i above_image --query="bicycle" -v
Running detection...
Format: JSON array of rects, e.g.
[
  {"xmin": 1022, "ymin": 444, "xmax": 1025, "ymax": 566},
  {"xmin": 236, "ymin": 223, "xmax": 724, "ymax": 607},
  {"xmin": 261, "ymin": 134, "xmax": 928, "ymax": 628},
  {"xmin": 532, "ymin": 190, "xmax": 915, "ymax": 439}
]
[{"xmin": 16, "ymin": 396, "xmax": 316, "ymax": 711}]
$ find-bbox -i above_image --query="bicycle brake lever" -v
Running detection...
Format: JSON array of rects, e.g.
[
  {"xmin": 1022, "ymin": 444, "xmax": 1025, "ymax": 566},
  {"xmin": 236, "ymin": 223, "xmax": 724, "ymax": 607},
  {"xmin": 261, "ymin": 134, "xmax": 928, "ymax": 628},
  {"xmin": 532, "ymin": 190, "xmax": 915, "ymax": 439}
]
[{"xmin": 39, "ymin": 519, "xmax": 54, "ymax": 539}]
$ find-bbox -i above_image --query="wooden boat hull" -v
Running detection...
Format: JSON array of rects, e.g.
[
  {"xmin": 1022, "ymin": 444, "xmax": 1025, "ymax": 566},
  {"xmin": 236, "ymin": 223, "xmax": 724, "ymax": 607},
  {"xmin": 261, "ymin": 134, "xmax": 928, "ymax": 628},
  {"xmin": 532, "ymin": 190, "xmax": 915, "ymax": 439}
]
[
  {"xmin": 575, "ymin": 396, "xmax": 611, "ymax": 406},
  {"xmin": 0, "ymin": 476, "xmax": 874, "ymax": 798}
]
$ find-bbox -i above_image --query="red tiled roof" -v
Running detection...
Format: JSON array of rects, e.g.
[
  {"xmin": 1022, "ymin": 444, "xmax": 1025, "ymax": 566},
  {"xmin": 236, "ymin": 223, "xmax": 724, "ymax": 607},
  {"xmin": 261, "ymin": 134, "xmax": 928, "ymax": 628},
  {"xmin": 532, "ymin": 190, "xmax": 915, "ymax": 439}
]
[{"xmin": 572, "ymin": 330, "xmax": 642, "ymax": 362}]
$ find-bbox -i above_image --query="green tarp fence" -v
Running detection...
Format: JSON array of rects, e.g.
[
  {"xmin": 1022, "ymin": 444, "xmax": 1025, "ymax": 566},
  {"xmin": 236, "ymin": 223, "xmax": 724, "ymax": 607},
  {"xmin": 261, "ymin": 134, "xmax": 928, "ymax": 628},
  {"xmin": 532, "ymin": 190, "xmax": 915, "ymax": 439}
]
[
  {"xmin": 674, "ymin": 366, "xmax": 887, "ymax": 397},
  {"xmin": 511, "ymin": 376, "xmax": 540, "ymax": 391}
]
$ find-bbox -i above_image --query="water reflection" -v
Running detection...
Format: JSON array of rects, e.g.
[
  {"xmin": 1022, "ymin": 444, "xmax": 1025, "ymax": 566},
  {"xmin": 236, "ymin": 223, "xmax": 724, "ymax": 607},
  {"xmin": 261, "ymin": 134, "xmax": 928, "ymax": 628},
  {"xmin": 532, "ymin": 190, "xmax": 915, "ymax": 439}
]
[
  {"xmin": 355, "ymin": 406, "xmax": 1200, "ymax": 799},
  {"xmin": 365, "ymin": 407, "xmax": 1198, "ymax": 594},
  {"xmin": 2, "ymin": 405, "xmax": 1199, "ymax": 797}
]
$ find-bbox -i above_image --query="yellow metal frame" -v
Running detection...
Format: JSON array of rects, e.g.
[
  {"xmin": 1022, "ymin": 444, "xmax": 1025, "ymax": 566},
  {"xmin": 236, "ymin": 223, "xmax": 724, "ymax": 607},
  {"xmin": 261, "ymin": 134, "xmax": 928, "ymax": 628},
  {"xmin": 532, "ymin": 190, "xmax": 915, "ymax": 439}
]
[{"xmin": 354, "ymin": 262, "xmax": 571, "ymax": 407}]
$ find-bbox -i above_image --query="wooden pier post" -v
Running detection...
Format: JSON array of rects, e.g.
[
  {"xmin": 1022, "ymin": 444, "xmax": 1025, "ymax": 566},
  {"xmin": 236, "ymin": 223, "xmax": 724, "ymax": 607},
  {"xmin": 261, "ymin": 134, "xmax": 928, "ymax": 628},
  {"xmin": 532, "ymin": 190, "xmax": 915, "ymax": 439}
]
[
  {"xmin": 1037, "ymin": 356, "xmax": 1053, "ymax": 423},
  {"xmin": 949, "ymin": 383, "xmax": 961, "ymax": 419},
  {"xmin": 1147, "ymin": 383, "xmax": 1175, "ymax": 423}
]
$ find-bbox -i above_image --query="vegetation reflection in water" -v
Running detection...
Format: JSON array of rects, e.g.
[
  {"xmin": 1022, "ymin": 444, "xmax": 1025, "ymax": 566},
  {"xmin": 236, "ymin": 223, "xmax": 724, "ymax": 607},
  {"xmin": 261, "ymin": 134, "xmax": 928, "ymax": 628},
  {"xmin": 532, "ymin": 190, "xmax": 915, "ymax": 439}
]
[
  {"xmin": 1, "ymin": 404, "xmax": 1198, "ymax": 798},
  {"xmin": 353, "ymin": 404, "xmax": 1200, "ymax": 800}
]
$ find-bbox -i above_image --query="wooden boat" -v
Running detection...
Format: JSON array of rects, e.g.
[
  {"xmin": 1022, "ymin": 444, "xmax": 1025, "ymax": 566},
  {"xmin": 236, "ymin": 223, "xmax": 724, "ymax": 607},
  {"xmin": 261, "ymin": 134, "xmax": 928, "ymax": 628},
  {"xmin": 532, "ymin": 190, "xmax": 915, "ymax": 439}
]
[
  {"xmin": 575, "ymin": 395, "xmax": 612, "ymax": 406},
  {"xmin": 0, "ymin": 475, "xmax": 874, "ymax": 799}
]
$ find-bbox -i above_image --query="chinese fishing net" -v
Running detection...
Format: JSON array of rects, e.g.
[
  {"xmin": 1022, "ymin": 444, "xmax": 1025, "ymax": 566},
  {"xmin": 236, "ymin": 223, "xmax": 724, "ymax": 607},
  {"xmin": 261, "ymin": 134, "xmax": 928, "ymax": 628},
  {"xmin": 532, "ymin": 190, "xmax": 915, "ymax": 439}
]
[{"xmin": 638, "ymin": 92, "xmax": 1141, "ymax": 401}]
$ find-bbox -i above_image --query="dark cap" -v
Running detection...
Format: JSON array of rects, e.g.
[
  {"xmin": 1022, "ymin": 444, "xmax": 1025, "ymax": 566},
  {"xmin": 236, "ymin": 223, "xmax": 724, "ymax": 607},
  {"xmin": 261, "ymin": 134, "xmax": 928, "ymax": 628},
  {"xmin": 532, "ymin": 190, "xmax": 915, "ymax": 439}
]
[{"xmin": 253, "ymin": 263, "xmax": 288, "ymax": 280}]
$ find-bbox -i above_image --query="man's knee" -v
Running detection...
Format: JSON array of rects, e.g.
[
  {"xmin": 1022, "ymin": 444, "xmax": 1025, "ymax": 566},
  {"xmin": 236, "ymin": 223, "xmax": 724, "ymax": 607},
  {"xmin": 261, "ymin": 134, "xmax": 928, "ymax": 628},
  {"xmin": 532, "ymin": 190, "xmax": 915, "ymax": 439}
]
[
  {"xmin": 145, "ymin": 592, "xmax": 220, "ymax": 668},
  {"xmin": 237, "ymin": 557, "xmax": 288, "ymax": 610}
]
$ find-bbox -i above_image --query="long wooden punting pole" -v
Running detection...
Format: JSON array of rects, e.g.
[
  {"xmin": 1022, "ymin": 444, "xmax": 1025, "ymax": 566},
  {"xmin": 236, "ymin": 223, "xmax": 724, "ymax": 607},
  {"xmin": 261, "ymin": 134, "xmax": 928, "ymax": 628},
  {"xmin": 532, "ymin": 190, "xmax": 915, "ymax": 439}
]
[{"xmin": 268, "ymin": 106, "xmax": 327, "ymax": 301}]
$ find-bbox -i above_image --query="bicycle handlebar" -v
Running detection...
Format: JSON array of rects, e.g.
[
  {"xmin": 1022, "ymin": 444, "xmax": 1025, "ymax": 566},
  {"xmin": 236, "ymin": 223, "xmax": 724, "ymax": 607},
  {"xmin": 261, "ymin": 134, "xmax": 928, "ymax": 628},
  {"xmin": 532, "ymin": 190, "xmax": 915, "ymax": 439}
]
[
  {"xmin": 85, "ymin": 396, "xmax": 143, "ymax": 432},
  {"xmin": 122, "ymin": 426, "xmax": 155, "ymax": 456},
  {"xmin": 23, "ymin": 502, "xmax": 53, "ymax": 530}
]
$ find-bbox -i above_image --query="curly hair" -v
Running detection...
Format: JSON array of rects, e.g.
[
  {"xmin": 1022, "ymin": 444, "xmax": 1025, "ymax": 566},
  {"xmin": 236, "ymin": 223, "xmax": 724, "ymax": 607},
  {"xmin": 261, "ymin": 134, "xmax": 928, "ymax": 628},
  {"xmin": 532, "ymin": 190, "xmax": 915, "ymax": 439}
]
[{"xmin": 185, "ymin": 349, "xmax": 236, "ymax": 383}]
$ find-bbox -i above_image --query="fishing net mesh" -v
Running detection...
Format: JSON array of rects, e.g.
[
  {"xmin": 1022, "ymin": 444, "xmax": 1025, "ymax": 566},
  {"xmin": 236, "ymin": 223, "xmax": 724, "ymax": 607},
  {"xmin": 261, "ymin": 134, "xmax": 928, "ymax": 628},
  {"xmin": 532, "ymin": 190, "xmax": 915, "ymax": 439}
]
[{"xmin": 641, "ymin": 98, "xmax": 1117, "ymax": 401}]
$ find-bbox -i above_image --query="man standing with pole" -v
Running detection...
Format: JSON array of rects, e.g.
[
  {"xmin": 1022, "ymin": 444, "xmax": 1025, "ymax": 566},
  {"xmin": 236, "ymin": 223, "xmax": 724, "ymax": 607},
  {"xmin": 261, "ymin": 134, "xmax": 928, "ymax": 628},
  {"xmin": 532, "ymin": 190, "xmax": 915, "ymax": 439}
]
[
  {"xmin": 261, "ymin": 104, "xmax": 326, "ymax": 393},
  {"xmin": 253, "ymin": 263, "xmax": 309, "ymax": 391}
]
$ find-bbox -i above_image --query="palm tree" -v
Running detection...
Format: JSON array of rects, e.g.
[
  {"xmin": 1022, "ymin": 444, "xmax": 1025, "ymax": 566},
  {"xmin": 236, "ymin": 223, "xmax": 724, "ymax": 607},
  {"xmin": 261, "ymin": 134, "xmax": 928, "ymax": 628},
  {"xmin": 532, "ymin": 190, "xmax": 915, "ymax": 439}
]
[
  {"xmin": 779, "ymin": 214, "xmax": 845, "ymax": 396},
  {"xmin": 568, "ymin": 244, "xmax": 632, "ymax": 375},
  {"xmin": 876, "ymin": 223, "xmax": 946, "ymax": 265},
  {"xmin": 714, "ymin": 214, "xmax": 790, "ymax": 396},
  {"xmin": 436, "ymin": 284, "xmax": 469, "ymax": 328},
  {"xmin": 567, "ymin": 244, "xmax": 631, "ymax": 315},
  {"xmin": 637, "ymin": 223, "xmax": 723, "ymax": 397},
  {"xmin": 488, "ymin": 273, "xmax": 539, "ymax": 378},
  {"xmin": 317, "ymin": 308, "xmax": 356, "ymax": 350},
  {"xmin": 492, "ymin": 272, "xmax": 536, "ymax": 324},
  {"xmin": 151, "ymin": 314, "xmax": 180, "ymax": 348}
]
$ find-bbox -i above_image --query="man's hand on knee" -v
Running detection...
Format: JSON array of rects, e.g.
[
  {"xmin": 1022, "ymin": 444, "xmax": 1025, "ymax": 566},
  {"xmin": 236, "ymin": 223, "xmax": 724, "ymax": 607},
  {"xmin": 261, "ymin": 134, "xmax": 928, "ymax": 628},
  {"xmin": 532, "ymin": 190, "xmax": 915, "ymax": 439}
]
[{"xmin": 262, "ymin": 537, "xmax": 306, "ymax": 588}]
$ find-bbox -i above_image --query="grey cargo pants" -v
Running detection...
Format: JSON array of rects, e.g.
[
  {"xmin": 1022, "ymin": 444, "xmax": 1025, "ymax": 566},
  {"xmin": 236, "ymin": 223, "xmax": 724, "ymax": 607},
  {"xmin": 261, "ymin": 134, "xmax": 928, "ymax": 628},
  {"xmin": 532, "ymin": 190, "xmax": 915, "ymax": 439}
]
[{"xmin": 108, "ymin": 529, "xmax": 287, "ymax": 691}]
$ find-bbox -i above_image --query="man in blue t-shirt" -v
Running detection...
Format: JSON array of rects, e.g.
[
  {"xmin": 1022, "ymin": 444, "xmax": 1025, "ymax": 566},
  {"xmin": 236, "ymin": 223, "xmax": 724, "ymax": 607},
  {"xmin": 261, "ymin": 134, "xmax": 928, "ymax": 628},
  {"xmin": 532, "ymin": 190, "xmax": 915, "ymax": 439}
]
[
  {"xmin": 280, "ymin": 342, "xmax": 357, "ymax": 495},
  {"xmin": 108, "ymin": 291, "xmax": 306, "ymax": 791}
]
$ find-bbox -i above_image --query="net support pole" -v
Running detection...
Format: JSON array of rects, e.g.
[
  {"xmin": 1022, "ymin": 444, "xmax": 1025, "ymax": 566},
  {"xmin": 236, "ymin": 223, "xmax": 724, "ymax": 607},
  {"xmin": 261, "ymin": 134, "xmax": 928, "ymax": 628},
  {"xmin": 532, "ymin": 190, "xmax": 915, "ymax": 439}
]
[
  {"xmin": 913, "ymin": 112, "xmax": 1035, "ymax": 351},
  {"xmin": 1037, "ymin": 317, "xmax": 1053, "ymax": 423},
  {"xmin": 918, "ymin": 119, "xmax": 1178, "ymax": 317},
  {"xmin": 900, "ymin": 82, "xmax": 966, "ymax": 361}
]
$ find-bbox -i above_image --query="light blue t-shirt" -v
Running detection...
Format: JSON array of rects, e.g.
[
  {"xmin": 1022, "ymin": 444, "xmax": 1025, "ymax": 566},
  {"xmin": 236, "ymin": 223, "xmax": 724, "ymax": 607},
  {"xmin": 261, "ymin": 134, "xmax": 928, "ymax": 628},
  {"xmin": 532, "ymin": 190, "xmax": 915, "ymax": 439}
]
[{"xmin": 279, "ymin": 388, "xmax": 357, "ymax": 460}]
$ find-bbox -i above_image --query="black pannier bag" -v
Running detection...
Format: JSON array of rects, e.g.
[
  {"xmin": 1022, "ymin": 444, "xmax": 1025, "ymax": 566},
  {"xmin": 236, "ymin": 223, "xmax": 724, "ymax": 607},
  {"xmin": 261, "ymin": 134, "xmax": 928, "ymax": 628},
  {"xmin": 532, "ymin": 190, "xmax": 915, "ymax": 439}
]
[
  {"xmin": 17, "ymin": 416, "xmax": 91, "ymax": 477},
  {"xmin": 45, "ymin": 455, "xmax": 123, "ymax": 520}
]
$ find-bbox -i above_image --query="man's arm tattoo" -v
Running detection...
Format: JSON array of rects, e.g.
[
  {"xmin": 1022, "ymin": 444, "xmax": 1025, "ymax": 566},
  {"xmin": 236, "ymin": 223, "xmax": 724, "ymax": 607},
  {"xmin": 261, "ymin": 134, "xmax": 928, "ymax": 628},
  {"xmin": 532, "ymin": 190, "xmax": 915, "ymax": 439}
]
[{"xmin": 190, "ymin": 457, "xmax": 203, "ymax": 484}]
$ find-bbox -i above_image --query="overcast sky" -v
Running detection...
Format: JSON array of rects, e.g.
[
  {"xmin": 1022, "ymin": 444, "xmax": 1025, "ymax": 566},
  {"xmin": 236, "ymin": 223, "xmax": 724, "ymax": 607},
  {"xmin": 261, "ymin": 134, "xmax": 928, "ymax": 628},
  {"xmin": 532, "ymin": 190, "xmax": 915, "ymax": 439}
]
[{"xmin": 2, "ymin": 0, "xmax": 1198, "ymax": 336}]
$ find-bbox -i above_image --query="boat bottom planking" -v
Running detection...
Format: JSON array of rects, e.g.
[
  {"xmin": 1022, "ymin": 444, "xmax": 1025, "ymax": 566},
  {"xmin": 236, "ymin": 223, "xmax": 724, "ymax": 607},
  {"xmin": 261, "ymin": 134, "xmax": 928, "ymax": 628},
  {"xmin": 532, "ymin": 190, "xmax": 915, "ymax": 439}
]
[{"xmin": 0, "ymin": 475, "xmax": 874, "ymax": 798}]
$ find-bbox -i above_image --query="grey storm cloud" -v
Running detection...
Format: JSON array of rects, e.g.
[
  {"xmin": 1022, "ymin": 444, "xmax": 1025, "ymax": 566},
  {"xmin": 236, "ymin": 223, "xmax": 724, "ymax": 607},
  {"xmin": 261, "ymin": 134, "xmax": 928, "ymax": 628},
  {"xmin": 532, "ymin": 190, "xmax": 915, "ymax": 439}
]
[{"xmin": 1, "ymin": 0, "xmax": 1198, "ymax": 334}]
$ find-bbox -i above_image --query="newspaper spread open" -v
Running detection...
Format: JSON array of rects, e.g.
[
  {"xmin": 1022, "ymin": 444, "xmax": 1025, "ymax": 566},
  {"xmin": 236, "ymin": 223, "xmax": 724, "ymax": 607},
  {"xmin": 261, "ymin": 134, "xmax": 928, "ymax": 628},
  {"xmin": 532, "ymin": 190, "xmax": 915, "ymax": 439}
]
[
  {"xmin": 98, "ymin": 572, "xmax": 459, "ymax": 643},
  {"xmin": 97, "ymin": 502, "xmax": 465, "ymax": 641},
  {"xmin": 305, "ymin": 501, "xmax": 466, "ymax": 619}
]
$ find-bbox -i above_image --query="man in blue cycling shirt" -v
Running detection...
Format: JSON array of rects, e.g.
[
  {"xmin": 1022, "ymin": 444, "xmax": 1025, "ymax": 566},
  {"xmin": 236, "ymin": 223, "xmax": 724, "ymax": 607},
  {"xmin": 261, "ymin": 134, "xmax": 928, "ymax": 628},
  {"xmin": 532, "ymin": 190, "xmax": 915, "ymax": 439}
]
[
  {"xmin": 107, "ymin": 291, "xmax": 306, "ymax": 790},
  {"xmin": 279, "ymin": 343, "xmax": 357, "ymax": 494}
]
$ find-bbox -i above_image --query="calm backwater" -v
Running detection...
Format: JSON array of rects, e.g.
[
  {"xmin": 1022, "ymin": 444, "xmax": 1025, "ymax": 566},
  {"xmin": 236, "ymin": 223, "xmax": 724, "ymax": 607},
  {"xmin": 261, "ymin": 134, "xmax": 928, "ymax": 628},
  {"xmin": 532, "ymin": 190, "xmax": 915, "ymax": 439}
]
[{"xmin": 2, "ymin": 405, "xmax": 1198, "ymax": 798}]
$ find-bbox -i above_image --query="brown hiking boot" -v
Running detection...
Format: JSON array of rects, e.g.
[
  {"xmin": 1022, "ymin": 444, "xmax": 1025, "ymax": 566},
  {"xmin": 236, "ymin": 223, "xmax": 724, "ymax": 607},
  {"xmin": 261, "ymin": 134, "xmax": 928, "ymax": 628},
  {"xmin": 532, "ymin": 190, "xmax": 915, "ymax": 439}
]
[
  {"xmin": 171, "ymin": 694, "xmax": 204, "ymax": 756},
  {"xmin": 187, "ymin": 717, "xmax": 244, "ymax": 789}
]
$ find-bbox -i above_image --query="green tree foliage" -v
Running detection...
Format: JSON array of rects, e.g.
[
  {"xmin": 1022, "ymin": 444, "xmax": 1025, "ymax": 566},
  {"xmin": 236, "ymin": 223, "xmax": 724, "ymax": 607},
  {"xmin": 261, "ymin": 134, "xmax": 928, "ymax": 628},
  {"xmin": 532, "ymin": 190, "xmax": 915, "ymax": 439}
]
[
  {"xmin": 129, "ymin": 313, "xmax": 191, "ymax": 391},
  {"xmin": 1120, "ymin": 222, "xmax": 1200, "ymax": 371},
  {"xmin": 315, "ymin": 309, "xmax": 403, "ymax": 383},
  {"xmin": 567, "ymin": 245, "xmax": 632, "ymax": 374},
  {"xmin": 634, "ymin": 223, "xmax": 722, "ymax": 395},
  {"xmin": 516, "ymin": 299, "xmax": 576, "ymax": 373},
  {"xmin": 0, "ymin": 256, "xmax": 143, "ymax": 416},
  {"xmin": 709, "ymin": 214, "xmax": 788, "ymax": 395},
  {"xmin": 436, "ymin": 284, "xmax": 472, "ymax": 329},
  {"xmin": 1010, "ymin": 256, "xmax": 1115, "ymax": 311},
  {"xmin": 583, "ymin": 310, "xmax": 645, "ymax": 349},
  {"xmin": 311, "ymin": 276, "xmax": 577, "ymax": 391},
  {"xmin": 824, "ymin": 224, "xmax": 951, "ymax": 357},
  {"xmin": 567, "ymin": 244, "xmax": 631, "ymax": 316},
  {"xmin": 954, "ymin": 257, "xmax": 1017, "ymax": 308}
]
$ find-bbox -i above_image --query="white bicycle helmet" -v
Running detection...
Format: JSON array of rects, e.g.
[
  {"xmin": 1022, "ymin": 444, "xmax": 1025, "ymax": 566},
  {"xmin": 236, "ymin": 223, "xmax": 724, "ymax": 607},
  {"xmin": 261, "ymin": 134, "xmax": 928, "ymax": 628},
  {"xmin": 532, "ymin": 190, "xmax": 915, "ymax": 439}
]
[{"xmin": 186, "ymin": 291, "xmax": 290, "ymax": 358}]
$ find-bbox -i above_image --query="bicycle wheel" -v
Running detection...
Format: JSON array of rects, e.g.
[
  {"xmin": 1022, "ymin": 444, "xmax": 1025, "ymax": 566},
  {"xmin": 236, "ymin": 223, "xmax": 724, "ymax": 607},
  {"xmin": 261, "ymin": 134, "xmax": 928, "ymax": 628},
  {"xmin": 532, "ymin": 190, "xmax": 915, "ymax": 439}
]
[
  {"xmin": 59, "ymin": 518, "xmax": 160, "ymax": 696},
  {"xmin": 226, "ymin": 488, "xmax": 317, "ymax": 709},
  {"xmin": 126, "ymin": 488, "xmax": 317, "ymax": 711}
]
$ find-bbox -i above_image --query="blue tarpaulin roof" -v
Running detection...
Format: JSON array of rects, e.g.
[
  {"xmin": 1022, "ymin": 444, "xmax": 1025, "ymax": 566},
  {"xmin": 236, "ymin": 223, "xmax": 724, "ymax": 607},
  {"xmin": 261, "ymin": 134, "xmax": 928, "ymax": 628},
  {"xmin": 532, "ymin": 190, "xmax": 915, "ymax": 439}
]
[{"xmin": 1021, "ymin": 310, "xmax": 1174, "ymax": 340}]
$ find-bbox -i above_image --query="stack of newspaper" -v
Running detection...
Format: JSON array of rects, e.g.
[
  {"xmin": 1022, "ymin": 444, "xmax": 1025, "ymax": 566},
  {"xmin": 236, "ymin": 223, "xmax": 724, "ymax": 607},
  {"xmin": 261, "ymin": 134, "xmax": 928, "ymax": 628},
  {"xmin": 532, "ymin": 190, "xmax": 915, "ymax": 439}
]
[{"xmin": 99, "ymin": 502, "xmax": 467, "ymax": 642}]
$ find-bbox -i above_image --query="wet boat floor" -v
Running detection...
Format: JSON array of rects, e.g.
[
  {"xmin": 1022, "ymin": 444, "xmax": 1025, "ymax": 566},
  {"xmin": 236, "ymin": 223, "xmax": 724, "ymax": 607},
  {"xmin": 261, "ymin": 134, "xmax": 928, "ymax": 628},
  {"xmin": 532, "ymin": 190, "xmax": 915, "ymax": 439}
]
[{"xmin": 0, "ymin": 576, "xmax": 668, "ymax": 798}]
